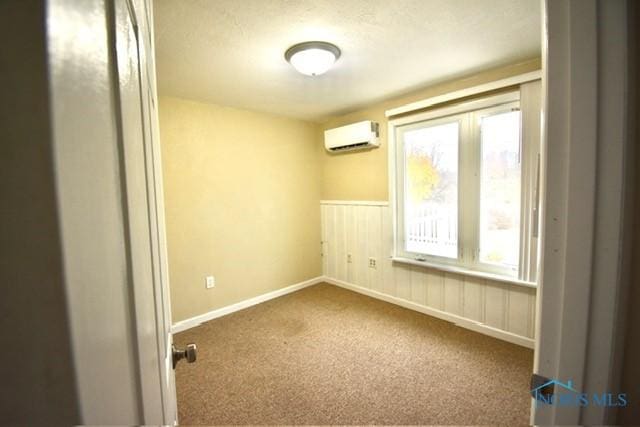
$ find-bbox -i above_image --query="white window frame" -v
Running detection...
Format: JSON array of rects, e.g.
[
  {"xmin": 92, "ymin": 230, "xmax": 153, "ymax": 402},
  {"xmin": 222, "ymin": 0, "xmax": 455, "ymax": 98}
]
[{"xmin": 389, "ymin": 90, "xmax": 539, "ymax": 287}]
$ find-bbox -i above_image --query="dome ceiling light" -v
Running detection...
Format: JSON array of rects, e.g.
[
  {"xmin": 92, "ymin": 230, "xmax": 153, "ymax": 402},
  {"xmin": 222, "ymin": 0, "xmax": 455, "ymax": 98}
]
[{"xmin": 284, "ymin": 41, "xmax": 341, "ymax": 76}]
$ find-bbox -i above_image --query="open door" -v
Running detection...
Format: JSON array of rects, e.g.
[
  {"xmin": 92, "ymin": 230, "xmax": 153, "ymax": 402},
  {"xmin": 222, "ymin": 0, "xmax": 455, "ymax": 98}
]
[{"xmin": 113, "ymin": 0, "xmax": 194, "ymax": 423}]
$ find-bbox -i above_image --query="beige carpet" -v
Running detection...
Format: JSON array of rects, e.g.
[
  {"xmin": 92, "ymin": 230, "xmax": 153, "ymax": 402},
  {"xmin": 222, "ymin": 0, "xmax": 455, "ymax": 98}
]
[{"xmin": 174, "ymin": 283, "xmax": 533, "ymax": 425}]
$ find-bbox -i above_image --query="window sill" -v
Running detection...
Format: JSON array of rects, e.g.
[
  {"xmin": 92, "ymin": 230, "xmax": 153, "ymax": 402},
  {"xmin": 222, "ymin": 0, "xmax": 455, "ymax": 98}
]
[{"xmin": 391, "ymin": 256, "xmax": 537, "ymax": 289}]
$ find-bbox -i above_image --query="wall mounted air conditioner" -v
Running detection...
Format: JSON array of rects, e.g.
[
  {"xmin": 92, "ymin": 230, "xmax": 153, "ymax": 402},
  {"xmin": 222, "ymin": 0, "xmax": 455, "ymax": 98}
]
[{"xmin": 324, "ymin": 120, "xmax": 380, "ymax": 152}]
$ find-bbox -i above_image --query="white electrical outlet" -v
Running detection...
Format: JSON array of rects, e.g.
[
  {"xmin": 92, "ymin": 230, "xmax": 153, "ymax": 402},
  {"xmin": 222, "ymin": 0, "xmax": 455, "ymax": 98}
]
[
  {"xmin": 368, "ymin": 257, "xmax": 377, "ymax": 269},
  {"xmin": 347, "ymin": 253, "xmax": 352, "ymax": 263},
  {"xmin": 205, "ymin": 276, "xmax": 215, "ymax": 289}
]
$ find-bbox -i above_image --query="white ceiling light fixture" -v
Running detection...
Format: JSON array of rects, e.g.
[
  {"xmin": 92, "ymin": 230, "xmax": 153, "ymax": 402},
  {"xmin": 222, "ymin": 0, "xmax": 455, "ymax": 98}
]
[{"xmin": 284, "ymin": 41, "xmax": 341, "ymax": 76}]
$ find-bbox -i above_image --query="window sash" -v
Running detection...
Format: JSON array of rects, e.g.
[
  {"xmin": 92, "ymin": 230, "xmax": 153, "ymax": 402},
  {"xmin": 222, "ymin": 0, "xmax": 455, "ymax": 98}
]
[
  {"xmin": 395, "ymin": 113, "xmax": 467, "ymax": 267},
  {"xmin": 470, "ymin": 102, "xmax": 522, "ymax": 277}
]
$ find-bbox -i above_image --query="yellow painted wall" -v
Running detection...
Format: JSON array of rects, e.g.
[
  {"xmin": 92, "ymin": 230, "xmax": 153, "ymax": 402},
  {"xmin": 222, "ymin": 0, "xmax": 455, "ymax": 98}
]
[
  {"xmin": 319, "ymin": 58, "xmax": 542, "ymax": 201},
  {"xmin": 159, "ymin": 97, "xmax": 322, "ymax": 322}
]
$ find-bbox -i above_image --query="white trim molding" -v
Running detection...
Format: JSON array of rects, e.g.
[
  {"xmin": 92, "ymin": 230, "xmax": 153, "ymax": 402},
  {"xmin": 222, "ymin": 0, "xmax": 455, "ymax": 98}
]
[
  {"xmin": 171, "ymin": 277, "xmax": 324, "ymax": 333},
  {"xmin": 323, "ymin": 276, "xmax": 535, "ymax": 349},
  {"xmin": 385, "ymin": 70, "xmax": 541, "ymax": 117}
]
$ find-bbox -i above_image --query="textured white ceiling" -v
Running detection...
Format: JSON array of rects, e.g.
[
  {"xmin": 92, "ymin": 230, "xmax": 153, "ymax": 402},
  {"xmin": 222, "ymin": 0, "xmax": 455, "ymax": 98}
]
[{"xmin": 154, "ymin": 0, "xmax": 541, "ymax": 122}]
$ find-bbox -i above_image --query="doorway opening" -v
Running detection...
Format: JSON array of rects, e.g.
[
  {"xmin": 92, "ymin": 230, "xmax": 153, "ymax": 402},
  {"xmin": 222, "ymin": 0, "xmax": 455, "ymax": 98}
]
[{"xmin": 152, "ymin": 0, "xmax": 543, "ymax": 424}]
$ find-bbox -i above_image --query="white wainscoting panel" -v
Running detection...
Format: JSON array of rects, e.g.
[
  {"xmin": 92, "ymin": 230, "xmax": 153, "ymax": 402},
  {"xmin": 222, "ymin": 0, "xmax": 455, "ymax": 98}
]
[{"xmin": 321, "ymin": 201, "xmax": 537, "ymax": 347}]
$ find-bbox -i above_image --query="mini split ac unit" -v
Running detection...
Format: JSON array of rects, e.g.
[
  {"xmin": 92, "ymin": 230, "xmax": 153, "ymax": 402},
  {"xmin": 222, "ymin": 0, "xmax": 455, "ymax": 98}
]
[{"xmin": 324, "ymin": 120, "xmax": 380, "ymax": 152}]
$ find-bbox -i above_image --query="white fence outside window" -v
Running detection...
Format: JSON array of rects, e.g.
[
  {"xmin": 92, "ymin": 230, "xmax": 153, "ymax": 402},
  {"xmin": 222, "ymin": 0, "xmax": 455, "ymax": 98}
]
[{"xmin": 406, "ymin": 203, "xmax": 457, "ymax": 256}]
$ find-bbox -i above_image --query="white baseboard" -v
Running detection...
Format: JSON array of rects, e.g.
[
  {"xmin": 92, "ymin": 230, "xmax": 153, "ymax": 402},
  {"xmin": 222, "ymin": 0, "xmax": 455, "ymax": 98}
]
[
  {"xmin": 171, "ymin": 276, "xmax": 324, "ymax": 333},
  {"xmin": 322, "ymin": 276, "xmax": 535, "ymax": 349},
  {"xmin": 172, "ymin": 274, "xmax": 534, "ymax": 349}
]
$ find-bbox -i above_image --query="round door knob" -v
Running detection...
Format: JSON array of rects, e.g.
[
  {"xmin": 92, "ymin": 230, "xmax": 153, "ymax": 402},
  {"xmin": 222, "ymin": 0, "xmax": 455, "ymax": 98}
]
[
  {"xmin": 172, "ymin": 343, "xmax": 197, "ymax": 368},
  {"xmin": 184, "ymin": 343, "xmax": 197, "ymax": 363}
]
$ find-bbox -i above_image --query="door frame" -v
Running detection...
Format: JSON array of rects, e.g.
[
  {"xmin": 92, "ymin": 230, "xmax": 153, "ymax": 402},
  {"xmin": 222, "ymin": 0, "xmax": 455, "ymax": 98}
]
[{"xmin": 533, "ymin": 0, "xmax": 632, "ymax": 424}]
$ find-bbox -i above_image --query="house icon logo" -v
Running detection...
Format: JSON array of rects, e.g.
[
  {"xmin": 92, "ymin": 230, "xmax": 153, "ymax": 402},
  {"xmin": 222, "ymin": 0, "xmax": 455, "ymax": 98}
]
[
  {"xmin": 531, "ymin": 379, "xmax": 578, "ymax": 405},
  {"xmin": 530, "ymin": 378, "xmax": 628, "ymax": 408}
]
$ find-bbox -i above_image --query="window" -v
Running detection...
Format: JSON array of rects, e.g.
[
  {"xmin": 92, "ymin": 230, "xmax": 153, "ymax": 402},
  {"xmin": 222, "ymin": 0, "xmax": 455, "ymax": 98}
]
[{"xmin": 391, "ymin": 91, "xmax": 538, "ymax": 281}]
